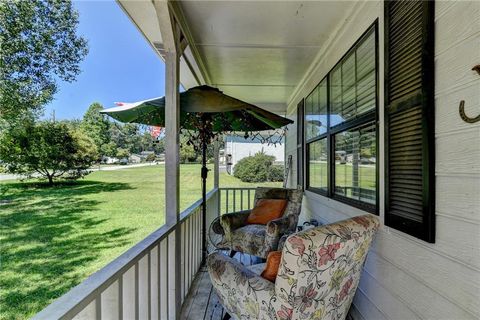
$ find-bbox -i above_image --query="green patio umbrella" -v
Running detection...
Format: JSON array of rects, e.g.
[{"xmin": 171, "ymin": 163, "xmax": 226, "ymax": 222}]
[{"xmin": 101, "ymin": 85, "xmax": 293, "ymax": 257}]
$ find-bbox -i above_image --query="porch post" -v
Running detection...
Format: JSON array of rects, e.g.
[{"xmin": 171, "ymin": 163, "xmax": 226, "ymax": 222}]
[
  {"xmin": 156, "ymin": 0, "xmax": 181, "ymax": 317},
  {"xmin": 164, "ymin": 49, "xmax": 181, "ymax": 319}
]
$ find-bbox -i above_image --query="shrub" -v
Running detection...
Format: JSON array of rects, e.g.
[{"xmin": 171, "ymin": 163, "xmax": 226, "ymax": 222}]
[
  {"xmin": 269, "ymin": 165, "xmax": 285, "ymax": 182},
  {"xmin": 233, "ymin": 152, "xmax": 284, "ymax": 183},
  {"xmin": 145, "ymin": 153, "xmax": 156, "ymax": 162}
]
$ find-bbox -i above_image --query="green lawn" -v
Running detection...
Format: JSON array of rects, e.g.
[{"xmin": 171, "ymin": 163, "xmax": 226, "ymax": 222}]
[{"xmin": 0, "ymin": 164, "xmax": 280, "ymax": 319}]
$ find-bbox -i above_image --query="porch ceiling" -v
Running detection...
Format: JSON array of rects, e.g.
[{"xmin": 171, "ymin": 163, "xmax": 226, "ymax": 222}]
[
  {"xmin": 179, "ymin": 1, "xmax": 353, "ymax": 113},
  {"xmin": 117, "ymin": 0, "xmax": 354, "ymax": 114}
]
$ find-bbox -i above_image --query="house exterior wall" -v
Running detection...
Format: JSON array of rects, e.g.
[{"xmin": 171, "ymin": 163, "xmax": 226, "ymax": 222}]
[
  {"xmin": 285, "ymin": 1, "xmax": 480, "ymax": 319},
  {"xmin": 224, "ymin": 138, "xmax": 285, "ymax": 169}
]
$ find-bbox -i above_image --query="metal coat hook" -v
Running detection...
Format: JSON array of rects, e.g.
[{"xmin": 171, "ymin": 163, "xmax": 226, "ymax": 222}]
[
  {"xmin": 458, "ymin": 65, "xmax": 480, "ymax": 124},
  {"xmin": 459, "ymin": 100, "xmax": 480, "ymax": 123}
]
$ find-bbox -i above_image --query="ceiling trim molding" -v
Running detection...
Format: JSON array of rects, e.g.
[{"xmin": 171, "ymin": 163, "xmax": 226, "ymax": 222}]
[
  {"xmin": 212, "ymin": 84, "xmax": 297, "ymax": 87},
  {"xmin": 116, "ymin": 1, "xmax": 166, "ymax": 62},
  {"xmin": 169, "ymin": 1, "xmax": 211, "ymax": 85},
  {"xmin": 196, "ymin": 43, "xmax": 323, "ymax": 49},
  {"xmin": 286, "ymin": 0, "xmax": 369, "ymax": 115},
  {"xmin": 152, "ymin": 1, "xmax": 178, "ymax": 53}
]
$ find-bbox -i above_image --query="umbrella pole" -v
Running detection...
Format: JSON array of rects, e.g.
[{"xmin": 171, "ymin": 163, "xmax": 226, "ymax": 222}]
[{"xmin": 201, "ymin": 137, "xmax": 208, "ymax": 261}]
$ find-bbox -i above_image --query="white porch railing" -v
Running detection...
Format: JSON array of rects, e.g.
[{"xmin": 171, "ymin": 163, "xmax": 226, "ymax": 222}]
[
  {"xmin": 33, "ymin": 188, "xmax": 219, "ymax": 320},
  {"xmin": 218, "ymin": 187, "xmax": 256, "ymax": 215}
]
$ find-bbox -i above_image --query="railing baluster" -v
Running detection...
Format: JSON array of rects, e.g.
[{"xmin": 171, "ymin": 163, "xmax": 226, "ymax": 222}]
[
  {"xmin": 185, "ymin": 218, "xmax": 189, "ymax": 293},
  {"xmin": 240, "ymin": 189, "xmax": 243, "ymax": 211},
  {"xmin": 95, "ymin": 297, "xmax": 101, "ymax": 320},
  {"xmin": 150, "ymin": 246, "xmax": 159, "ymax": 320},
  {"xmin": 189, "ymin": 215, "xmax": 193, "ymax": 286},
  {"xmin": 122, "ymin": 265, "xmax": 135, "ymax": 319},
  {"xmin": 136, "ymin": 254, "xmax": 150, "ymax": 320},
  {"xmin": 100, "ymin": 280, "xmax": 119, "ymax": 320},
  {"xmin": 193, "ymin": 214, "xmax": 197, "ymax": 272},
  {"xmin": 225, "ymin": 189, "xmax": 229, "ymax": 214},
  {"xmin": 160, "ymin": 240, "xmax": 168, "ymax": 320},
  {"xmin": 180, "ymin": 222, "xmax": 185, "ymax": 301},
  {"xmin": 232, "ymin": 189, "xmax": 235, "ymax": 212},
  {"xmin": 217, "ymin": 187, "xmax": 221, "ymax": 217},
  {"xmin": 118, "ymin": 276, "xmax": 123, "ymax": 320},
  {"xmin": 135, "ymin": 253, "xmax": 150, "ymax": 320},
  {"xmin": 72, "ymin": 299, "xmax": 96, "ymax": 320},
  {"xmin": 135, "ymin": 262, "xmax": 139, "ymax": 320},
  {"xmin": 185, "ymin": 218, "xmax": 189, "ymax": 297},
  {"xmin": 167, "ymin": 231, "xmax": 177, "ymax": 320}
]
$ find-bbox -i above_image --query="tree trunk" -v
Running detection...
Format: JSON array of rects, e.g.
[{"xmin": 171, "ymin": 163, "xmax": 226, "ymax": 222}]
[{"xmin": 47, "ymin": 174, "xmax": 54, "ymax": 185}]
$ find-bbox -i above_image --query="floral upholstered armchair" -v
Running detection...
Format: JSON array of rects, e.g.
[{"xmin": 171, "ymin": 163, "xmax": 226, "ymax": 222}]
[
  {"xmin": 220, "ymin": 187, "xmax": 303, "ymax": 258},
  {"xmin": 207, "ymin": 214, "xmax": 380, "ymax": 320}
]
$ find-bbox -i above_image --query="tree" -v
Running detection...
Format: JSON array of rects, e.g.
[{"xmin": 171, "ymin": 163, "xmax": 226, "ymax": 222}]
[
  {"xmin": 0, "ymin": 0, "xmax": 88, "ymax": 121},
  {"xmin": 102, "ymin": 141, "xmax": 118, "ymax": 158},
  {"xmin": 179, "ymin": 135, "xmax": 197, "ymax": 163},
  {"xmin": 116, "ymin": 148, "xmax": 130, "ymax": 159},
  {"xmin": 0, "ymin": 121, "xmax": 98, "ymax": 185},
  {"xmin": 81, "ymin": 102, "xmax": 110, "ymax": 157}
]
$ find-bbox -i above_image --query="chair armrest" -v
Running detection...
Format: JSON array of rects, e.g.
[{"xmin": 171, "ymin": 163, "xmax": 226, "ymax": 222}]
[
  {"xmin": 219, "ymin": 210, "xmax": 250, "ymax": 235},
  {"xmin": 207, "ymin": 252, "xmax": 275, "ymax": 318},
  {"xmin": 266, "ymin": 215, "xmax": 292, "ymax": 235},
  {"xmin": 264, "ymin": 215, "xmax": 296, "ymax": 252}
]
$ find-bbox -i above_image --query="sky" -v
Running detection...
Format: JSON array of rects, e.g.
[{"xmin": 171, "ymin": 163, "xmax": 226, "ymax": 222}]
[{"xmin": 44, "ymin": 0, "xmax": 165, "ymax": 120}]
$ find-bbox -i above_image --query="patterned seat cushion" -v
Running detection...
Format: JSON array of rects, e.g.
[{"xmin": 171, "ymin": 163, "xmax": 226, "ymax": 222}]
[{"xmin": 231, "ymin": 224, "xmax": 266, "ymax": 256}]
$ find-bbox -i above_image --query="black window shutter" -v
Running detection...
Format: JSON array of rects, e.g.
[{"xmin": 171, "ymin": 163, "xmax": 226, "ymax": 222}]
[
  {"xmin": 384, "ymin": 0, "xmax": 435, "ymax": 242},
  {"xmin": 297, "ymin": 99, "xmax": 305, "ymax": 189}
]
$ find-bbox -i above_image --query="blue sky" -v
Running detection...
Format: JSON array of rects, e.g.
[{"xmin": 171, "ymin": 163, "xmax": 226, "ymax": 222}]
[{"xmin": 44, "ymin": 0, "xmax": 165, "ymax": 120}]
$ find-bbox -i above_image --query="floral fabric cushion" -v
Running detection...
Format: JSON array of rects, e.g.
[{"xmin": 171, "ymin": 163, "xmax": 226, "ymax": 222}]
[
  {"xmin": 231, "ymin": 224, "xmax": 267, "ymax": 256},
  {"xmin": 207, "ymin": 214, "xmax": 380, "ymax": 320}
]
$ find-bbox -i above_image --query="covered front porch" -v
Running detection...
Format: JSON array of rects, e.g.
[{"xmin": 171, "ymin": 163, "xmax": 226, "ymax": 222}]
[{"xmin": 32, "ymin": 0, "xmax": 480, "ymax": 319}]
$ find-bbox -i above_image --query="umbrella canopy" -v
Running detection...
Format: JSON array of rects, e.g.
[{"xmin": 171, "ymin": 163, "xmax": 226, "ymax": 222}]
[
  {"xmin": 100, "ymin": 85, "xmax": 292, "ymax": 133},
  {"xmin": 101, "ymin": 85, "xmax": 293, "ymax": 260}
]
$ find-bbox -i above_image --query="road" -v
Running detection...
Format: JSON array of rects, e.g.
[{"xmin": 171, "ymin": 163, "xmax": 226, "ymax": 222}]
[{"xmin": 0, "ymin": 162, "xmax": 165, "ymax": 181}]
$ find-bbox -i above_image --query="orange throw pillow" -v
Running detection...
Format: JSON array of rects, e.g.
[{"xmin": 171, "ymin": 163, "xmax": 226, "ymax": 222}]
[
  {"xmin": 246, "ymin": 199, "xmax": 288, "ymax": 225},
  {"xmin": 261, "ymin": 251, "xmax": 282, "ymax": 282}
]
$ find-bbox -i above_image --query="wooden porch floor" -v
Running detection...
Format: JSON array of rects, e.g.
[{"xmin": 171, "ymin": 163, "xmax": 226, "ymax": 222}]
[
  {"xmin": 180, "ymin": 253, "xmax": 263, "ymax": 320},
  {"xmin": 180, "ymin": 266, "xmax": 225, "ymax": 320}
]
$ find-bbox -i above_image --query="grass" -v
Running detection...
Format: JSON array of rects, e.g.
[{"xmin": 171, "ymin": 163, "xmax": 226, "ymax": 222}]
[{"xmin": 0, "ymin": 164, "xmax": 280, "ymax": 319}]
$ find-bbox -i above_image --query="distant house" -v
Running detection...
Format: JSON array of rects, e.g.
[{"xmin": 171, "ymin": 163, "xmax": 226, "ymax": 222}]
[
  {"xmin": 223, "ymin": 134, "xmax": 285, "ymax": 174},
  {"xmin": 101, "ymin": 156, "xmax": 119, "ymax": 164},
  {"xmin": 128, "ymin": 154, "xmax": 142, "ymax": 164},
  {"xmin": 140, "ymin": 151, "xmax": 155, "ymax": 157}
]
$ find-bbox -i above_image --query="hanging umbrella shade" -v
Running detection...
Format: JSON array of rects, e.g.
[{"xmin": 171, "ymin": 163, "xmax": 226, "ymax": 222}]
[
  {"xmin": 101, "ymin": 85, "xmax": 293, "ymax": 259},
  {"xmin": 100, "ymin": 85, "xmax": 292, "ymax": 134}
]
